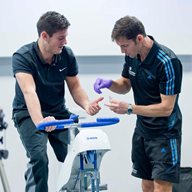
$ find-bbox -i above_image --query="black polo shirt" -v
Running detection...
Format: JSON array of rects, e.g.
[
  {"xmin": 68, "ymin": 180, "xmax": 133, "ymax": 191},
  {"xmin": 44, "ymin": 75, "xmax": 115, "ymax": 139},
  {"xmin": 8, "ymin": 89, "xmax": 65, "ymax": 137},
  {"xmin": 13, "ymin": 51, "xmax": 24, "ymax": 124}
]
[
  {"xmin": 12, "ymin": 41, "xmax": 78, "ymax": 118},
  {"xmin": 122, "ymin": 37, "xmax": 182, "ymax": 138}
]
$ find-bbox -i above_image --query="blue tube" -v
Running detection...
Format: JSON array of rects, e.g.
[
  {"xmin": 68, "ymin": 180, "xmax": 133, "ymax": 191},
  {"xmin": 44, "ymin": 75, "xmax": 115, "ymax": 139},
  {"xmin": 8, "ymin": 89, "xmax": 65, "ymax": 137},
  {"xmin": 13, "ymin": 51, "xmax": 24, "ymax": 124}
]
[
  {"xmin": 79, "ymin": 117, "xmax": 119, "ymax": 128},
  {"xmin": 97, "ymin": 117, "xmax": 119, "ymax": 123},
  {"xmin": 36, "ymin": 119, "xmax": 74, "ymax": 130},
  {"xmin": 36, "ymin": 117, "xmax": 120, "ymax": 130}
]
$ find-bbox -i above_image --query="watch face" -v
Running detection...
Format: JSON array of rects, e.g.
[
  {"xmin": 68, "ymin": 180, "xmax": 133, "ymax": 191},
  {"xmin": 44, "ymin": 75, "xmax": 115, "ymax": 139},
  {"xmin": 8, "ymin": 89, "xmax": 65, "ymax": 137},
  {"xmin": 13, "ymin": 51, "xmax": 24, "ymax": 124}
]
[
  {"xmin": 127, "ymin": 104, "xmax": 132, "ymax": 115},
  {"xmin": 128, "ymin": 109, "xmax": 132, "ymax": 115}
]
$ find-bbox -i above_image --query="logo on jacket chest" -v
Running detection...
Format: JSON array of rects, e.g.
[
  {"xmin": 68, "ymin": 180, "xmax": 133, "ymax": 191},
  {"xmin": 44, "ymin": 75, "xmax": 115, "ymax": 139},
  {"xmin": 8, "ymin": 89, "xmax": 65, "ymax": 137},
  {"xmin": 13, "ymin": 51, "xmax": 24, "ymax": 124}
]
[{"xmin": 129, "ymin": 67, "xmax": 136, "ymax": 76}]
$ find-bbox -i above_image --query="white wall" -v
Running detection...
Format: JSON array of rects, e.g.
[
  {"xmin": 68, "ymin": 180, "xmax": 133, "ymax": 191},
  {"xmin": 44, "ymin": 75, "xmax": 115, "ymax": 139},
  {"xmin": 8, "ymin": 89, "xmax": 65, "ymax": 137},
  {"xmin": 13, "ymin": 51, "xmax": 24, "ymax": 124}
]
[
  {"xmin": 0, "ymin": 0, "xmax": 192, "ymax": 56},
  {"xmin": 0, "ymin": 73, "xmax": 191, "ymax": 192}
]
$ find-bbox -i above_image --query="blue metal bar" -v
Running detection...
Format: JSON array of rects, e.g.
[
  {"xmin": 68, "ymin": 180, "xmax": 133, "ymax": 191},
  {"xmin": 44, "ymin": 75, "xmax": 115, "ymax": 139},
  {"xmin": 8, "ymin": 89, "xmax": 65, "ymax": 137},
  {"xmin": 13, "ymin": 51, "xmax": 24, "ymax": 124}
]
[{"xmin": 36, "ymin": 117, "xmax": 120, "ymax": 131}]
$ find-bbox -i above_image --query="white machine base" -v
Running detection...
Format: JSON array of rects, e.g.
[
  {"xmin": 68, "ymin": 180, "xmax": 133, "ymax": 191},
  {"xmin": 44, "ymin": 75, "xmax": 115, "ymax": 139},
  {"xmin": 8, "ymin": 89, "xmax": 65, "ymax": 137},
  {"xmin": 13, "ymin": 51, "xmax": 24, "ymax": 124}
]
[{"xmin": 56, "ymin": 129, "xmax": 111, "ymax": 192}]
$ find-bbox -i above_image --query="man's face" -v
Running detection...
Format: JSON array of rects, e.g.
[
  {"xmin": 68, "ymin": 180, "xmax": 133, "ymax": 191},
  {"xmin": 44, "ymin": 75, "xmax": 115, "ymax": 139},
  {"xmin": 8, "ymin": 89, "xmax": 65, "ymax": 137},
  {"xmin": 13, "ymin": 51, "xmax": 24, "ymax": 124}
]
[
  {"xmin": 43, "ymin": 29, "xmax": 68, "ymax": 55},
  {"xmin": 116, "ymin": 36, "xmax": 139, "ymax": 58}
]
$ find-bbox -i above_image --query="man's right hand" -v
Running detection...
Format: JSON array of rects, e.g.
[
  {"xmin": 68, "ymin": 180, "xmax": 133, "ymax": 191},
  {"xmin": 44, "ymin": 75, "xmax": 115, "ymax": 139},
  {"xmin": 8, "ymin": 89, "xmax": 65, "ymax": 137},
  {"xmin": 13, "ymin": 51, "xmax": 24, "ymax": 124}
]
[
  {"xmin": 38, "ymin": 116, "xmax": 56, "ymax": 132},
  {"xmin": 94, "ymin": 78, "xmax": 112, "ymax": 94}
]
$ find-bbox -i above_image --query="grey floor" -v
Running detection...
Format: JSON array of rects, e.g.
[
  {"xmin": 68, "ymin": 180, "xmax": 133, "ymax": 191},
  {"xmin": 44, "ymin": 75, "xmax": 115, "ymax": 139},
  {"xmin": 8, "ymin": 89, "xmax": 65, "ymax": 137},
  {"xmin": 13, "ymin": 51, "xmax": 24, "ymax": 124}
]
[{"xmin": 0, "ymin": 73, "xmax": 191, "ymax": 192}]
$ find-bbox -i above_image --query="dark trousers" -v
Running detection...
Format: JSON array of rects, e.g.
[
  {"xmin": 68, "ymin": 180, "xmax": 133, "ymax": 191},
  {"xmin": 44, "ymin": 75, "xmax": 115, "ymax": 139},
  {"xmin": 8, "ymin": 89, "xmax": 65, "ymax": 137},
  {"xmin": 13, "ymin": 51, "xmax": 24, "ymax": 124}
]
[{"xmin": 13, "ymin": 111, "xmax": 68, "ymax": 192}]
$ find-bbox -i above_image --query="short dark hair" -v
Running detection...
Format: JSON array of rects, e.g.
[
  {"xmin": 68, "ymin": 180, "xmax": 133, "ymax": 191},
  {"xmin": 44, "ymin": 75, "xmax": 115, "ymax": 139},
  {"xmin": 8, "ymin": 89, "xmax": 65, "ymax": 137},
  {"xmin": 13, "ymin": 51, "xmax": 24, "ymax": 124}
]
[
  {"xmin": 111, "ymin": 15, "xmax": 146, "ymax": 41},
  {"xmin": 36, "ymin": 11, "xmax": 70, "ymax": 37}
]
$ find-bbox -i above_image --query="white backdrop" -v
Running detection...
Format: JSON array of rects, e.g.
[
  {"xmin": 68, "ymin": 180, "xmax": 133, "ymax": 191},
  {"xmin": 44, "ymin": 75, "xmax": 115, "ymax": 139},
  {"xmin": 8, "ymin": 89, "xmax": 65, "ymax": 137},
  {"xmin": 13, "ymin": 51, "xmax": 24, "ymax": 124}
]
[
  {"xmin": 0, "ymin": 0, "xmax": 192, "ymax": 56},
  {"xmin": 0, "ymin": 73, "xmax": 191, "ymax": 192}
]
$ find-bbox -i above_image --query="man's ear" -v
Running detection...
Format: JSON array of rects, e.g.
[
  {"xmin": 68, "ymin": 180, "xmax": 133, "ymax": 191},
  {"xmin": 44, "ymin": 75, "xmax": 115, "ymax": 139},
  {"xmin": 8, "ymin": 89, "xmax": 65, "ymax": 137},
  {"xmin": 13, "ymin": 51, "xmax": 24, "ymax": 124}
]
[
  {"xmin": 41, "ymin": 31, "xmax": 48, "ymax": 40},
  {"xmin": 136, "ymin": 34, "xmax": 144, "ymax": 43}
]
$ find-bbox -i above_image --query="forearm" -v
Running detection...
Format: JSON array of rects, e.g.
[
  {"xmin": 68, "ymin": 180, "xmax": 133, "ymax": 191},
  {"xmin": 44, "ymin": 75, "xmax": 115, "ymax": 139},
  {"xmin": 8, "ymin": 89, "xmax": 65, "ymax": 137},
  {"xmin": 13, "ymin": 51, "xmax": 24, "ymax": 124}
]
[
  {"xmin": 132, "ymin": 103, "xmax": 173, "ymax": 117},
  {"xmin": 132, "ymin": 94, "xmax": 176, "ymax": 117},
  {"xmin": 15, "ymin": 73, "xmax": 44, "ymax": 125},
  {"xmin": 24, "ymin": 91, "xmax": 43, "ymax": 125},
  {"xmin": 109, "ymin": 78, "xmax": 131, "ymax": 94},
  {"xmin": 110, "ymin": 82, "xmax": 131, "ymax": 94},
  {"xmin": 106, "ymin": 98, "xmax": 174, "ymax": 117},
  {"xmin": 71, "ymin": 87, "xmax": 90, "ymax": 110}
]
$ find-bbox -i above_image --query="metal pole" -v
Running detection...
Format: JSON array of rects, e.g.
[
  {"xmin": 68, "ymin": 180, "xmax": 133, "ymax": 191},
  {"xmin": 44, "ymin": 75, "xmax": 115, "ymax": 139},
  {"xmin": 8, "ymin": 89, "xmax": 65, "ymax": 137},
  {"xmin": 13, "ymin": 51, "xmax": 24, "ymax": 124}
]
[
  {"xmin": 80, "ymin": 153, "xmax": 85, "ymax": 192},
  {"xmin": 0, "ymin": 159, "xmax": 11, "ymax": 192}
]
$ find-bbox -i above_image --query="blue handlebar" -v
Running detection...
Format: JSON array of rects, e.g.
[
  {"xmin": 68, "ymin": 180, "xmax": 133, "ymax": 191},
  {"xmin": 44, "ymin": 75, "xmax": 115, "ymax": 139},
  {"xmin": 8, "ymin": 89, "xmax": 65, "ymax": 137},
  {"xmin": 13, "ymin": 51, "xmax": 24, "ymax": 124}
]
[
  {"xmin": 36, "ymin": 117, "xmax": 119, "ymax": 131},
  {"xmin": 79, "ymin": 117, "xmax": 119, "ymax": 128},
  {"xmin": 37, "ymin": 119, "xmax": 74, "ymax": 131}
]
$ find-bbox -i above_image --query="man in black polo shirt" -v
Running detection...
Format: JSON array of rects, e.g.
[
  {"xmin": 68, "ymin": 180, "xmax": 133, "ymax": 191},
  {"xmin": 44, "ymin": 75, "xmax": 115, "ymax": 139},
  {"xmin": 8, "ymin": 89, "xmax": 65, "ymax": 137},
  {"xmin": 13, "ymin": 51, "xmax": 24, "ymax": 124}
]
[
  {"xmin": 12, "ymin": 11, "xmax": 103, "ymax": 192},
  {"xmin": 94, "ymin": 16, "xmax": 182, "ymax": 192}
]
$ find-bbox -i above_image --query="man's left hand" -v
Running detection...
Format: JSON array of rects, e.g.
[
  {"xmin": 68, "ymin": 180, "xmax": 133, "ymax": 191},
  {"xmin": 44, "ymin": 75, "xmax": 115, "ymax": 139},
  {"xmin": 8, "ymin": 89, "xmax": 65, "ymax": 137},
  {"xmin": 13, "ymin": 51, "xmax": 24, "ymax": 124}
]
[
  {"xmin": 86, "ymin": 97, "xmax": 104, "ymax": 115},
  {"xmin": 105, "ymin": 98, "xmax": 129, "ymax": 114}
]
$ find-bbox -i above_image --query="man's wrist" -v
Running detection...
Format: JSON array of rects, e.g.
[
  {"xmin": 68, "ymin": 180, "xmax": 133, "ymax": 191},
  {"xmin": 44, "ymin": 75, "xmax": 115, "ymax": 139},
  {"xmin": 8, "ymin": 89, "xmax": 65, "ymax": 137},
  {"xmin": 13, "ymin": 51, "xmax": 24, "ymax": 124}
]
[
  {"xmin": 106, "ymin": 79, "xmax": 113, "ymax": 88},
  {"xmin": 127, "ymin": 104, "xmax": 133, "ymax": 115}
]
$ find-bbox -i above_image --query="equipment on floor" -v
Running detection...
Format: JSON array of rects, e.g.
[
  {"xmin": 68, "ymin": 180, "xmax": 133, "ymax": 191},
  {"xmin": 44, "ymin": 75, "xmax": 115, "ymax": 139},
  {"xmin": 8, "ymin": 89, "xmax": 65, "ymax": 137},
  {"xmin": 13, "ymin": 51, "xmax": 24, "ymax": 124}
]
[
  {"xmin": 0, "ymin": 109, "xmax": 11, "ymax": 192},
  {"xmin": 37, "ymin": 115, "xmax": 120, "ymax": 192}
]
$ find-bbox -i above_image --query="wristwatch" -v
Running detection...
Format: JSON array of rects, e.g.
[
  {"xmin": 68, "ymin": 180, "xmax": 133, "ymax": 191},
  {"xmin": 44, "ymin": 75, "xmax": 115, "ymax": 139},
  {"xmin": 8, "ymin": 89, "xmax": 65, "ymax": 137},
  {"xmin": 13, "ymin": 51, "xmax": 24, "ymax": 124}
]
[{"xmin": 127, "ymin": 104, "xmax": 133, "ymax": 115}]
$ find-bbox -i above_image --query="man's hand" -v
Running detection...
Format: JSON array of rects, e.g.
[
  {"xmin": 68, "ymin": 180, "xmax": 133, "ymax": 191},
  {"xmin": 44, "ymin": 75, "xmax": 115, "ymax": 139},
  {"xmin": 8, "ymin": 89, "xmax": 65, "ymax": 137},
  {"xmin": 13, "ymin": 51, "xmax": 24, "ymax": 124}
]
[
  {"xmin": 94, "ymin": 78, "xmax": 112, "ymax": 94},
  {"xmin": 38, "ymin": 116, "xmax": 56, "ymax": 132},
  {"xmin": 105, "ymin": 98, "xmax": 129, "ymax": 114},
  {"xmin": 85, "ymin": 97, "xmax": 104, "ymax": 115}
]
